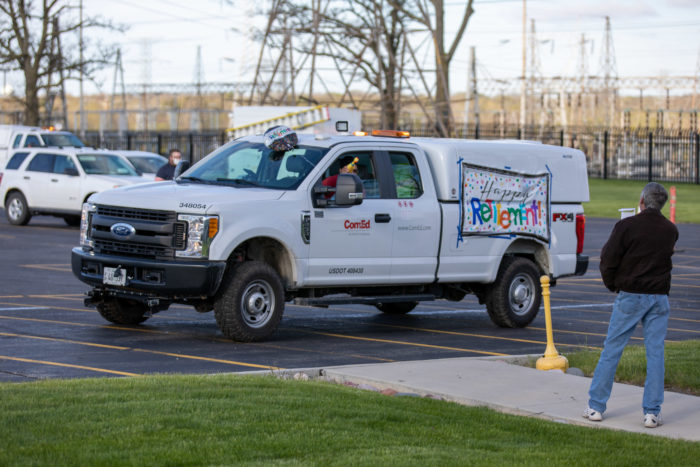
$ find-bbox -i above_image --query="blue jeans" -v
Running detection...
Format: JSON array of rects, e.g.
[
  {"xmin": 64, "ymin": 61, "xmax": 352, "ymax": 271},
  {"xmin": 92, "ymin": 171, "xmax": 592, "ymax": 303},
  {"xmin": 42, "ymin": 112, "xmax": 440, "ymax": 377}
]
[{"xmin": 588, "ymin": 291, "xmax": 670, "ymax": 415}]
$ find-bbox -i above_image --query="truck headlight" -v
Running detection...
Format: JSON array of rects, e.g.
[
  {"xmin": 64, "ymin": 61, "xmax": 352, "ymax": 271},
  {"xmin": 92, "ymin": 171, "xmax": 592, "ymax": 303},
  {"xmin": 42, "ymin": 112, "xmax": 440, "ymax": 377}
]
[
  {"xmin": 80, "ymin": 202, "xmax": 96, "ymax": 248},
  {"xmin": 176, "ymin": 214, "xmax": 219, "ymax": 258}
]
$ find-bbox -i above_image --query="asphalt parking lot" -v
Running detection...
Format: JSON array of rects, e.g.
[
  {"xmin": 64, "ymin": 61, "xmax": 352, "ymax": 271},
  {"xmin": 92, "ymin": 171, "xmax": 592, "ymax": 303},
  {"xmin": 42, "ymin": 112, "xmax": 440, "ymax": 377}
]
[{"xmin": 1, "ymin": 213, "xmax": 699, "ymax": 382}]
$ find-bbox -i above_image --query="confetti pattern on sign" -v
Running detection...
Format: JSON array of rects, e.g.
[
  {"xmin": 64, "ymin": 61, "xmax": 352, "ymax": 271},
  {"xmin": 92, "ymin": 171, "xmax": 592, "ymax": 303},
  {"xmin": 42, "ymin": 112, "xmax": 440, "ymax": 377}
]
[{"xmin": 461, "ymin": 163, "xmax": 550, "ymax": 242}]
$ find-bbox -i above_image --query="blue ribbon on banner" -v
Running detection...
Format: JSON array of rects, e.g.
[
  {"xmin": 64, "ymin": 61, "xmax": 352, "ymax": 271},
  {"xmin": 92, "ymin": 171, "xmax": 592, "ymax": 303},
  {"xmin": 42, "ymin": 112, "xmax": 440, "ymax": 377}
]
[{"xmin": 456, "ymin": 157, "xmax": 464, "ymax": 248}]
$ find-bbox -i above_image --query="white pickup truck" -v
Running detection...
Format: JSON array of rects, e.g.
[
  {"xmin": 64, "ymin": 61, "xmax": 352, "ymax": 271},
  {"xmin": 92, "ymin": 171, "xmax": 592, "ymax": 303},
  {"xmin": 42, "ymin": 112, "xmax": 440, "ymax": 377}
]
[{"xmin": 71, "ymin": 129, "xmax": 589, "ymax": 341}]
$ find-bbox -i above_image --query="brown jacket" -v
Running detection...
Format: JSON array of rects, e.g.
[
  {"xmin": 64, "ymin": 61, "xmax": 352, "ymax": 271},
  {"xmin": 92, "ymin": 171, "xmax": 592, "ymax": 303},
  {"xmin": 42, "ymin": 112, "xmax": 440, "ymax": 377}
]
[{"xmin": 599, "ymin": 208, "xmax": 678, "ymax": 295}]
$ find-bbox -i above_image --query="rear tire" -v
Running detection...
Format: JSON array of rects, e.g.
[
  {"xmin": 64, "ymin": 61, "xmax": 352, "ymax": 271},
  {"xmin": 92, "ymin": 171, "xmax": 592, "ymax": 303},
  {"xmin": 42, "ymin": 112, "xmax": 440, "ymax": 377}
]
[
  {"xmin": 214, "ymin": 261, "xmax": 285, "ymax": 342},
  {"xmin": 486, "ymin": 256, "xmax": 541, "ymax": 328},
  {"xmin": 375, "ymin": 301, "xmax": 418, "ymax": 314},
  {"xmin": 97, "ymin": 298, "xmax": 149, "ymax": 324},
  {"xmin": 5, "ymin": 192, "xmax": 31, "ymax": 225}
]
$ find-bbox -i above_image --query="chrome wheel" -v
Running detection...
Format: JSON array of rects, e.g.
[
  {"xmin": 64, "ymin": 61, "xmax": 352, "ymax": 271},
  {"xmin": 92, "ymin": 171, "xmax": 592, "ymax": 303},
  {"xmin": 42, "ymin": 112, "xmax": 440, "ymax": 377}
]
[
  {"xmin": 508, "ymin": 272, "xmax": 536, "ymax": 316},
  {"xmin": 8, "ymin": 197, "xmax": 24, "ymax": 221},
  {"xmin": 240, "ymin": 279, "xmax": 275, "ymax": 328}
]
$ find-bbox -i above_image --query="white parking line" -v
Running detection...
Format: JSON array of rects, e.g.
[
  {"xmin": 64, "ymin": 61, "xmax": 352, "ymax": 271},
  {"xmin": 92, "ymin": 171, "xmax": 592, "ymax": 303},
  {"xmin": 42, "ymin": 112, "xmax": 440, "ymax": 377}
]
[{"xmin": 0, "ymin": 307, "xmax": 49, "ymax": 311}]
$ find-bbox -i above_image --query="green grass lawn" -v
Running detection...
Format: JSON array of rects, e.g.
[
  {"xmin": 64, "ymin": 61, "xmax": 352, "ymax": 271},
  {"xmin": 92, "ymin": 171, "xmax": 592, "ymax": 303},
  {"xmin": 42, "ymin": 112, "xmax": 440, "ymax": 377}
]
[
  {"xmin": 526, "ymin": 340, "xmax": 700, "ymax": 397},
  {"xmin": 1, "ymin": 374, "xmax": 698, "ymax": 466},
  {"xmin": 586, "ymin": 178, "xmax": 700, "ymax": 223}
]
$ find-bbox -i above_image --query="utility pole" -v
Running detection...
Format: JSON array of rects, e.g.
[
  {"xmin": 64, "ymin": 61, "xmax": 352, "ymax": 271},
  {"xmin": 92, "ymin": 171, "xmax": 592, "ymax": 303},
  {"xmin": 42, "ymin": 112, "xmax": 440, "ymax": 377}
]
[
  {"xmin": 79, "ymin": 0, "xmax": 85, "ymax": 136},
  {"xmin": 465, "ymin": 46, "xmax": 479, "ymax": 136},
  {"xmin": 110, "ymin": 49, "xmax": 127, "ymax": 134},
  {"xmin": 519, "ymin": 0, "xmax": 527, "ymax": 137},
  {"xmin": 528, "ymin": 19, "xmax": 539, "ymax": 127}
]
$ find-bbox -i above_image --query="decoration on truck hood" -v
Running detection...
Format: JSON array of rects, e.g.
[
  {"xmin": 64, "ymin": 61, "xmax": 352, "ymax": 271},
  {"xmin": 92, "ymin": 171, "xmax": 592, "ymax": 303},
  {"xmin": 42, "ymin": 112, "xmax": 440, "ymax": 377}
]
[{"xmin": 460, "ymin": 163, "xmax": 550, "ymax": 243}]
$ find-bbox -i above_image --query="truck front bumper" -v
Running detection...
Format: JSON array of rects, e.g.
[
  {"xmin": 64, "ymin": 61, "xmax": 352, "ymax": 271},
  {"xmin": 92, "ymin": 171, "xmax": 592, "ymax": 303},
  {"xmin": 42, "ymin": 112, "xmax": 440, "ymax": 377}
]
[{"xmin": 71, "ymin": 247, "xmax": 226, "ymax": 298}]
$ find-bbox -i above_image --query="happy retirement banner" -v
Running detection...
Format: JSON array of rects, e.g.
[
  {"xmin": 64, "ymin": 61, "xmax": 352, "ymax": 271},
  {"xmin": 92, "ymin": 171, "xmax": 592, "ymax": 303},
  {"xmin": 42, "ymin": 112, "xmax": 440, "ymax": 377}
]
[{"xmin": 461, "ymin": 163, "xmax": 550, "ymax": 242}]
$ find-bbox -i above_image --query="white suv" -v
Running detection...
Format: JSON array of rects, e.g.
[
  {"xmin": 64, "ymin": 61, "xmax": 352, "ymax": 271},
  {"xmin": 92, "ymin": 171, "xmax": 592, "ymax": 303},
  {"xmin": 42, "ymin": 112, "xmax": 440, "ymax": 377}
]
[{"xmin": 1, "ymin": 148, "xmax": 147, "ymax": 226}]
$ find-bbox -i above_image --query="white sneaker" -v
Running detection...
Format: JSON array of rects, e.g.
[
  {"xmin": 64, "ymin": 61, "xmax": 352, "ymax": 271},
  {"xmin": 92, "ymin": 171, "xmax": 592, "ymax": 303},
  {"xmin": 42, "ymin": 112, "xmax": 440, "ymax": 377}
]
[
  {"xmin": 583, "ymin": 407, "xmax": 603, "ymax": 421},
  {"xmin": 644, "ymin": 413, "xmax": 662, "ymax": 428}
]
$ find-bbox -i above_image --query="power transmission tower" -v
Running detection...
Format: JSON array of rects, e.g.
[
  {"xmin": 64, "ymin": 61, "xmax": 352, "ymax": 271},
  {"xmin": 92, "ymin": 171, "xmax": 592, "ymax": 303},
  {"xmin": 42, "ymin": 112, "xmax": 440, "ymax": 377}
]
[
  {"xmin": 598, "ymin": 16, "xmax": 618, "ymax": 127},
  {"xmin": 139, "ymin": 39, "xmax": 153, "ymax": 131},
  {"xmin": 575, "ymin": 33, "xmax": 593, "ymax": 126},
  {"xmin": 110, "ymin": 49, "xmax": 127, "ymax": 134}
]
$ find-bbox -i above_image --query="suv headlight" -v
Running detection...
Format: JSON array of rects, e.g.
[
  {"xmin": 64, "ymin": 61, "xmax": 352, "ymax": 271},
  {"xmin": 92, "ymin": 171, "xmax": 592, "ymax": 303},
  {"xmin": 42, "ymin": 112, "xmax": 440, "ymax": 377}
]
[
  {"xmin": 80, "ymin": 202, "xmax": 96, "ymax": 248},
  {"xmin": 176, "ymin": 214, "xmax": 219, "ymax": 258}
]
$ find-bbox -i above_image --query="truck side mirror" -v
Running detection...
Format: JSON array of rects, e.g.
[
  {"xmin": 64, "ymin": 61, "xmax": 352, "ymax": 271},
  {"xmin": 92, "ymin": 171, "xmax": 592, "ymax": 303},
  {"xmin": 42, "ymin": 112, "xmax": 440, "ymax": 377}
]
[
  {"xmin": 174, "ymin": 160, "xmax": 190, "ymax": 179},
  {"xmin": 334, "ymin": 173, "xmax": 364, "ymax": 206}
]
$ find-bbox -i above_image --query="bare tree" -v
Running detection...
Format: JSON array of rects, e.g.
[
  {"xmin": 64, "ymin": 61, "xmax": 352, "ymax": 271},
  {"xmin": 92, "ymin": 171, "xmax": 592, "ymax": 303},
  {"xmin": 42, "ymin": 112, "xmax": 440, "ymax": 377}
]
[
  {"xmin": 399, "ymin": 0, "xmax": 475, "ymax": 136},
  {"xmin": 253, "ymin": 0, "xmax": 409, "ymax": 129},
  {"xmin": 0, "ymin": 0, "xmax": 119, "ymax": 126}
]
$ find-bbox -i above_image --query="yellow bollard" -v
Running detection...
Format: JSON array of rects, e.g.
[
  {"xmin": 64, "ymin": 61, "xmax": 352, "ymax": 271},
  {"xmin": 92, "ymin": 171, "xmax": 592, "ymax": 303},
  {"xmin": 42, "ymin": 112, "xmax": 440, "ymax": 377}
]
[{"xmin": 536, "ymin": 275, "xmax": 569, "ymax": 372}]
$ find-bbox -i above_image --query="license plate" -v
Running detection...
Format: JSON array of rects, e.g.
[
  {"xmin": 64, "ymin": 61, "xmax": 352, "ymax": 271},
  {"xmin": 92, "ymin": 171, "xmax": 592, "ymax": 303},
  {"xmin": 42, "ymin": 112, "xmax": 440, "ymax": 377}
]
[{"xmin": 103, "ymin": 267, "xmax": 127, "ymax": 286}]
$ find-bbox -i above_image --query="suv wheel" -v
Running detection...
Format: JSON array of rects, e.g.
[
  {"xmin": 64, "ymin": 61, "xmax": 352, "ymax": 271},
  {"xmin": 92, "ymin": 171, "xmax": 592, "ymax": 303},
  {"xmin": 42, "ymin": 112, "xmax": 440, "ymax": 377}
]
[
  {"xmin": 5, "ymin": 192, "xmax": 31, "ymax": 225},
  {"xmin": 486, "ymin": 256, "xmax": 542, "ymax": 328},
  {"xmin": 214, "ymin": 261, "xmax": 285, "ymax": 342}
]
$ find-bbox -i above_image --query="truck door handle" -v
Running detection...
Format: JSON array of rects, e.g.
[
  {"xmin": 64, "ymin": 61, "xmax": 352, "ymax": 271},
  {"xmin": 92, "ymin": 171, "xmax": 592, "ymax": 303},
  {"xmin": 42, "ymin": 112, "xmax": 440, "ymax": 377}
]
[
  {"xmin": 375, "ymin": 213, "xmax": 391, "ymax": 223},
  {"xmin": 51, "ymin": 178, "xmax": 59, "ymax": 182},
  {"xmin": 23, "ymin": 176, "xmax": 30, "ymax": 180}
]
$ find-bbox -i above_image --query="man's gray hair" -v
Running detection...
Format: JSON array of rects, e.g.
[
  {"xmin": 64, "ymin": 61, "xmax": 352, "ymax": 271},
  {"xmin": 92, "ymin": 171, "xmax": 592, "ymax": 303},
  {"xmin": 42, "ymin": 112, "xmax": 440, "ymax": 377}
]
[{"xmin": 641, "ymin": 182, "xmax": 668, "ymax": 210}]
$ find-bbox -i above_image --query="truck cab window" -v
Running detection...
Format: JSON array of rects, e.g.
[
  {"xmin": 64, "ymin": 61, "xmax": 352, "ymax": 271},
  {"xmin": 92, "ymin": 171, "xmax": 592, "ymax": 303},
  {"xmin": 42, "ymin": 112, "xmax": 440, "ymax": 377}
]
[
  {"xmin": 319, "ymin": 151, "xmax": 380, "ymax": 199},
  {"xmin": 24, "ymin": 135, "xmax": 41, "ymax": 148},
  {"xmin": 12, "ymin": 134, "xmax": 23, "ymax": 148},
  {"xmin": 390, "ymin": 152, "xmax": 422, "ymax": 199}
]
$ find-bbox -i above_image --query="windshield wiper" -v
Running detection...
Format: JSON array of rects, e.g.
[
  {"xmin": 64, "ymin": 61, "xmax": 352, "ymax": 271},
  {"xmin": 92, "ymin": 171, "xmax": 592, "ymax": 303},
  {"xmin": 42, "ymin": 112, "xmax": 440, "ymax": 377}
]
[
  {"xmin": 216, "ymin": 178, "xmax": 262, "ymax": 187},
  {"xmin": 177, "ymin": 176, "xmax": 219, "ymax": 185}
]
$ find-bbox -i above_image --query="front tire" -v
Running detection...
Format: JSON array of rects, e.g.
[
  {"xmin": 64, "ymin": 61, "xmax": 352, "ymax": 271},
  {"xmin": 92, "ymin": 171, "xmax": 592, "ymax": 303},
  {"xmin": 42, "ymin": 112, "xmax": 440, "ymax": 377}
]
[
  {"xmin": 5, "ymin": 192, "xmax": 31, "ymax": 225},
  {"xmin": 63, "ymin": 215, "xmax": 81, "ymax": 226},
  {"xmin": 486, "ymin": 256, "xmax": 541, "ymax": 328},
  {"xmin": 97, "ymin": 298, "xmax": 149, "ymax": 324},
  {"xmin": 214, "ymin": 261, "xmax": 285, "ymax": 342},
  {"xmin": 375, "ymin": 301, "xmax": 418, "ymax": 314}
]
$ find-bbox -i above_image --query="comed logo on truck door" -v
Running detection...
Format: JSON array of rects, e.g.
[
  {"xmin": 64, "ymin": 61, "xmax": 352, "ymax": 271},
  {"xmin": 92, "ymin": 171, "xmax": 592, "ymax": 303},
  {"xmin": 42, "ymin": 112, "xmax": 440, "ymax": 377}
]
[{"xmin": 460, "ymin": 163, "xmax": 550, "ymax": 243}]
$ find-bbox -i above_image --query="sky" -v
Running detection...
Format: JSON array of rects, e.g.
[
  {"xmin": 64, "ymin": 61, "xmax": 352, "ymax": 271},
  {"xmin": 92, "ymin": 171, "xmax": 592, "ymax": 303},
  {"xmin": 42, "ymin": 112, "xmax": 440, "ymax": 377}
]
[{"xmin": 3, "ymin": 0, "xmax": 700, "ymax": 98}]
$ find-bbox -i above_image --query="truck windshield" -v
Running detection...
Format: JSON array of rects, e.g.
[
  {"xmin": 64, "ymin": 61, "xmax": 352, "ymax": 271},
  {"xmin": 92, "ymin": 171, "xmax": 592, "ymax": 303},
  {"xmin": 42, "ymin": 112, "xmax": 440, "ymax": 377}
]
[
  {"xmin": 77, "ymin": 153, "xmax": 140, "ymax": 176},
  {"xmin": 42, "ymin": 133, "xmax": 85, "ymax": 147},
  {"xmin": 181, "ymin": 141, "xmax": 328, "ymax": 190}
]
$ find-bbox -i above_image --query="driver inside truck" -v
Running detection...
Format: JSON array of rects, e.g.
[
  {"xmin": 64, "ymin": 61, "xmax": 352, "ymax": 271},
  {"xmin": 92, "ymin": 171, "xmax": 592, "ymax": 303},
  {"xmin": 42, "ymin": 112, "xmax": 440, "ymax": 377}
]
[{"xmin": 322, "ymin": 155, "xmax": 359, "ymax": 190}]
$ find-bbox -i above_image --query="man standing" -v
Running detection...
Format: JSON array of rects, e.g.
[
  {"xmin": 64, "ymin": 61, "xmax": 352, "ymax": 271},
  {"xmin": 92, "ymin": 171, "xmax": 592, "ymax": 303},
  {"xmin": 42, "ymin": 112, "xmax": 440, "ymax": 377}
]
[
  {"xmin": 584, "ymin": 182, "xmax": 678, "ymax": 428},
  {"xmin": 155, "ymin": 149, "xmax": 182, "ymax": 181}
]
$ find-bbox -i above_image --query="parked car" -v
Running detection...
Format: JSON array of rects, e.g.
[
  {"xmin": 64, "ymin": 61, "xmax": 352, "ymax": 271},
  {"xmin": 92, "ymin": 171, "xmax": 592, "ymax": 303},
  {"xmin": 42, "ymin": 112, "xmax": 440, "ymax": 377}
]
[
  {"xmin": 1, "ymin": 148, "xmax": 147, "ymax": 226},
  {"xmin": 110, "ymin": 151, "xmax": 168, "ymax": 180},
  {"xmin": 0, "ymin": 124, "xmax": 85, "ymax": 168}
]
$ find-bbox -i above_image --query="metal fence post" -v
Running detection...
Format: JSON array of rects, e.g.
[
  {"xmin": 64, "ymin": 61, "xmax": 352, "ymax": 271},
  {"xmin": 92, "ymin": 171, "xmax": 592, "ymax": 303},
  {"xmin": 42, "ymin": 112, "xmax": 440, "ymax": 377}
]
[
  {"xmin": 157, "ymin": 134, "xmax": 163, "ymax": 156},
  {"xmin": 127, "ymin": 133, "xmax": 132, "ymax": 150},
  {"xmin": 648, "ymin": 131, "xmax": 653, "ymax": 182},
  {"xmin": 475, "ymin": 122, "xmax": 480, "ymax": 140},
  {"xmin": 603, "ymin": 130, "xmax": 609, "ymax": 179},
  {"xmin": 695, "ymin": 132, "xmax": 699, "ymax": 185},
  {"xmin": 560, "ymin": 130, "xmax": 564, "ymax": 146},
  {"xmin": 188, "ymin": 133, "xmax": 194, "ymax": 162}
]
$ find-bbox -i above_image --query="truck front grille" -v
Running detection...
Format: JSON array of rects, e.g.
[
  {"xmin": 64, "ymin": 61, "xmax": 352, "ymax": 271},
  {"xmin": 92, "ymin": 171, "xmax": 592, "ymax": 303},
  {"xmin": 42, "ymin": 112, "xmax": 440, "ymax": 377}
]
[
  {"xmin": 96, "ymin": 205, "xmax": 176, "ymax": 222},
  {"xmin": 91, "ymin": 205, "xmax": 184, "ymax": 260}
]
